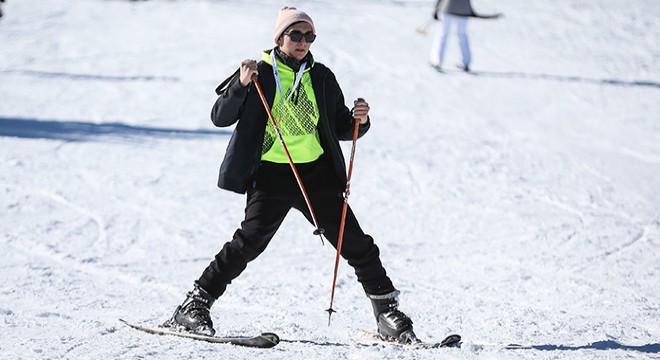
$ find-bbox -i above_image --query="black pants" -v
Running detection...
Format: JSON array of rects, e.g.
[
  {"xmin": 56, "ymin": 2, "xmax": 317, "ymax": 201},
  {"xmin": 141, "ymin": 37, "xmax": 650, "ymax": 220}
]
[{"xmin": 197, "ymin": 157, "xmax": 395, "ymax": 299}]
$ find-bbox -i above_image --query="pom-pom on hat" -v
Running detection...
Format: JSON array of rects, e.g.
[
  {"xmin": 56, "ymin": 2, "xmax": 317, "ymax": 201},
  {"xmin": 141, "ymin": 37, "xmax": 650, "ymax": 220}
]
[{"xmin": 273, "ymin": 6, "xmax": 315, "ymax": 44}]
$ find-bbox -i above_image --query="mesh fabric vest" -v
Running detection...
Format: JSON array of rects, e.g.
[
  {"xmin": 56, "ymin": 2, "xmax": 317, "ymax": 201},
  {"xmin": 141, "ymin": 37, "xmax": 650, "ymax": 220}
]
[{"xmin": 261, "ymin": 51, "xmax": 323, "ymax": 164}]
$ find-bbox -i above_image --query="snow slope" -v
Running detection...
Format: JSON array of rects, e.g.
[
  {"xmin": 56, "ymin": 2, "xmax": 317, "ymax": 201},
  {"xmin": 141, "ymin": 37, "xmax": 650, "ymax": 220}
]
[{"xmin": 1, "ymin": 0, "xmax": 658, "ymax": 359}]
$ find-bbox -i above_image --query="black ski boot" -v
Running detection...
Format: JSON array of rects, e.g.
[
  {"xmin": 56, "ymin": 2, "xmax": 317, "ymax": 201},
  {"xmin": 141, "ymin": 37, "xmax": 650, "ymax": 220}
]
[
  {"xmin": 163, "ymin": 283, "xmax": 216, "ymax": 336},
  {"xmin": 368, "ymin": 290, "xmax": 418, "ymax": 344}
]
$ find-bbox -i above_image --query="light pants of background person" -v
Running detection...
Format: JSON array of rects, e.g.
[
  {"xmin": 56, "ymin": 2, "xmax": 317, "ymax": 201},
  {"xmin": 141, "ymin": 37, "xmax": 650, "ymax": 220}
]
[{"xmin": 430, "ymin": 13, "xmax": 471, "ymax": 67}]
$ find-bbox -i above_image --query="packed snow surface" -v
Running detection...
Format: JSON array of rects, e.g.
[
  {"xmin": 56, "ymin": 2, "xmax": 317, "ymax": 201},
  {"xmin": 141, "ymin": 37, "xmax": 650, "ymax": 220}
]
[{"xmin": 1, "ymin": 0, "xmax": 658, "ymax": 359}]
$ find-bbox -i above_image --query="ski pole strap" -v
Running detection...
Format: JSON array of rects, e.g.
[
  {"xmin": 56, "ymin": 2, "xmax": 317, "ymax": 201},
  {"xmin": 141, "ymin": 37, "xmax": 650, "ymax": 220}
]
[{"xmin": 215, "ymin": 68, "xmax": 240, "ymax": 95}]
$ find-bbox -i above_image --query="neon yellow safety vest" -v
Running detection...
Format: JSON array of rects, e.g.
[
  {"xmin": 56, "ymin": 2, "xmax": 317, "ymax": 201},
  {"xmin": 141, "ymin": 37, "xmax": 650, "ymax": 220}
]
[{"xmin": 260, "ymin": 51, "xmax": 324, "ymax": 164}]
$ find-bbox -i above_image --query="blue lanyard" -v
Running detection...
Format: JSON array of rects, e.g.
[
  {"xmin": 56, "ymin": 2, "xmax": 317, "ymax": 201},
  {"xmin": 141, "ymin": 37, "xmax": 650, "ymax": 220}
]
[{"xmin": 270, "ymin": 50, "xmax": 307, "ymax": 105}]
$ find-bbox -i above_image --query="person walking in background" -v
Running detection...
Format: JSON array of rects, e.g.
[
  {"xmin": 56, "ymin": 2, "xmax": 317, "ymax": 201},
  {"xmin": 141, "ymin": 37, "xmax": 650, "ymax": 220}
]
[
  {"xmin": 163, "ymin": 6, "xmax": 419, "ymax": 344},
  {"xmin": 430, "ymin": 0, "xmax": 475, "ymax": 72}
]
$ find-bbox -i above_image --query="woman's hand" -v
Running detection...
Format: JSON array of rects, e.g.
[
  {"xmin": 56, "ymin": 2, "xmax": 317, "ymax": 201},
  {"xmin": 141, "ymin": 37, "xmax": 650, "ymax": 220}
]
[
  {"xmin": 239, "ymin": 59, "xmax": 259, "ymax": 87},
  {"xmin": 353, "ymin": 98, "xmax": 370, "ymax": 124}
]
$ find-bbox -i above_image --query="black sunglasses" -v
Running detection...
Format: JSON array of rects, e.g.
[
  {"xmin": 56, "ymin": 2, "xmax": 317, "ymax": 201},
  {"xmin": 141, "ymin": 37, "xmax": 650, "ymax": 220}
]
[{"xmin": 283, "ymin": 30, "xmax": 316, "ymax": 43}]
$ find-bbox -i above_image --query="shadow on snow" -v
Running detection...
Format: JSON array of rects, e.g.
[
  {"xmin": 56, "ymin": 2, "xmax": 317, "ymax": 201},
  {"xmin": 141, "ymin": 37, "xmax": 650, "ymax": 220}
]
[
  {"xmin": 480, "ymin": 71, "xmax": 660, "ymax": 89},
  {"xmin": 279, "ymin": 339, "xmax": 349, "ymax": 347},
  {"xmin": 506, "ymin": 340, "xmax": 660, "ymax": 353},
  {"xmin": 443, "ymin": 68, "xmax": 660, "ymax": 89},
  {"xmin": 281, "ymin": 338, "xmax": 660, "ymax": 353},
  {"xmin": 0, "ymin": 117, "xmax": 230, "ymax": 142},
  {"xmin": 1, "ymin": 69, "xmax": 180, "ymax": 82}
]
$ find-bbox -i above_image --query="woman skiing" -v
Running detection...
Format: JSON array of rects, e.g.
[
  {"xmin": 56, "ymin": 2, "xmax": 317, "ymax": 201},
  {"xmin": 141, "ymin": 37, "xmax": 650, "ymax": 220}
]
[{"xmin": 163, "ymin": 6, "xmax": 417, "ymax": 344}]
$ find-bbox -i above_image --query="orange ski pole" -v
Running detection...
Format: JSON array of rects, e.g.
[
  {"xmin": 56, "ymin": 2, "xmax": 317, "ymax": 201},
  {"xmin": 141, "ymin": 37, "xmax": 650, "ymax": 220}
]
[
  {"xmin": 326, "ymin": 98, "xmax": 363, "ymax": 325},
  {"xmin": 251, "ymin": 74, "xmax": 325, "ymax": 241}
]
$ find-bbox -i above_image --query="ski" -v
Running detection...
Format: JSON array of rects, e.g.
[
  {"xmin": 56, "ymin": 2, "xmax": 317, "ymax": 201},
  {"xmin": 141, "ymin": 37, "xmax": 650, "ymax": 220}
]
[
  {"xmin": 119, "ymin": 319, "xmax": 280, "ymax": 348},
  {"xmin": 359, "ymin": 329, "xmax": 461, "ymax": 349}
]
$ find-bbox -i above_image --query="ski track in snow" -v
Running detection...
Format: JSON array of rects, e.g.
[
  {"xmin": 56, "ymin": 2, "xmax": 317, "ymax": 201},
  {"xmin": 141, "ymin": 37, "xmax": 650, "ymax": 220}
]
[
  {"xmin": 1, "ymin": 0, "xmax": 659, "ymax": 359},
  {"xmin": 33, "ymin": 189, "xmax": 109, "ymax": 251}
]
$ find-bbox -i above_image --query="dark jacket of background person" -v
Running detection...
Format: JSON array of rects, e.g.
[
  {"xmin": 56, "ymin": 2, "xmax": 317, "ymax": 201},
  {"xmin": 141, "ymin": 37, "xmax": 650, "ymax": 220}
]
[{"xmin": 434, "ymin": 0, "xmax": 475, "ymax": 17}]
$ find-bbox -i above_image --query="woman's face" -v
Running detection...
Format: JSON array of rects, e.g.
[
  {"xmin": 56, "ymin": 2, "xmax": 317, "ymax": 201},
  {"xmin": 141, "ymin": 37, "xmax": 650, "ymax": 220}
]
[{"xmin": 277, "ymin": 22, "xmax": 314, "ymax": 61}]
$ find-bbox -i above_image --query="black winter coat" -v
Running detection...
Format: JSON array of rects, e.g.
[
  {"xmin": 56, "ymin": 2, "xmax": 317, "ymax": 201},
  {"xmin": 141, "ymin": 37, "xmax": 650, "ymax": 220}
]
[{"xmin": 211, "ymin": 59, "xmax": 370, "ymax": 194}]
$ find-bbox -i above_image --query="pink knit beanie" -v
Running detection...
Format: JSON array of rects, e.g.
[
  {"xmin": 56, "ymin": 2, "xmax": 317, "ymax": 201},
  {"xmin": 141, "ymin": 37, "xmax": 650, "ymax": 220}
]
[{"xmin": 272, "ymin": 6, "xmax": 316, "ymax": 44}]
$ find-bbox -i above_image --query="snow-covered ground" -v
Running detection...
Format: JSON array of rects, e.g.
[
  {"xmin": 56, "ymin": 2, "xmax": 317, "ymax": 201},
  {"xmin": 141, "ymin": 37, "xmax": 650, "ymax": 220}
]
[{"xmin": 1, "ymin": 0, "xmax": 659, "ymax": 359}]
